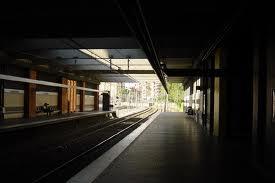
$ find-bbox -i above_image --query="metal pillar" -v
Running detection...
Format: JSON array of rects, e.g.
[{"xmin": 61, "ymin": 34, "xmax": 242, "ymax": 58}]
[
  {"xmin": 209, "ymin": 57, "xmax": 215, "ymax": 135},
  {"xmin": 164, "ymin": 92, "xmax": 168, "ymax": 112},
  {"xmin": 80, "ymin": 81, "xmax": 86, "ymax": 112},
  {"xmin": 94, "ymin": 84, "xmax": 99, "ymax": 111},
  {"xmin": 0, "ymin": 64, "xmax": 5, "ymax": 120},
  {"xmin": 202, "ymin": 61, "xmax": 208, "ymax": 129},
  {"xmin": 252, "ymin": 31, "xmax": 266, "ymax": 144}
]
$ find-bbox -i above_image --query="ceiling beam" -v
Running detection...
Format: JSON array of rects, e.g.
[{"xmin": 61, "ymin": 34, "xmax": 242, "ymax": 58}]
[
  {"xmin": 165, "ymin": 69, "xmax": 224, "ymax": 77},
  {"xmin": 115, "ymin": 0, "xmax": 168, "ymax": 92},
  {"xmin": 0, "ymin": 52, "xmax": 101, "ymax": 84},
  {"xmin": 0, "ymin": 74, "xmax": 101, "ymax": 92},
  {"xmin": 80, "ymin": 70, "xmax": 155, "ymax": 74},
  {"xmin": 193, "ymin": 8, "xmax": 243, "ymax": 68}
]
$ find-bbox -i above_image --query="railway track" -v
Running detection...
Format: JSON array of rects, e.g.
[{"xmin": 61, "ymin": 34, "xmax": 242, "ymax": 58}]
[
  {"xmin": 32, "ymin": 107, "xmax": 158, "ymax": 182},
  {"xmin": 50, "ymin": 107, "xmax": 155, "ymax": 152}
]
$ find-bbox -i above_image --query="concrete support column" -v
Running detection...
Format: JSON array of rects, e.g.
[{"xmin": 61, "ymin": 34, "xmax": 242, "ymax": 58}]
[
  {"xmin": 209, "ymin": 56, "xmax": 215, "ymax": 136},
  {"xmin": 58, "ymin": 77, "xmax": 68, "ymax": 114},
  {"xmin": 202, "ymin": 61, "xmax": 208, "ymax": 129},
  {"xmin": 24, "ymin": 70, "xmax": 37, "ymax": 119},
  {"xmin": 0, "ymin": 79, "xmax": 4, "ymax": 120},
  {"xmin": 213, "ymin": 48, "xmax": 221, "ymax": 136},
  {"xmin": 0, "ymin": 64, "xmax": 5, "ymax": 120},
  {"xmin": 94, "ymin": 84, "xmax": 99, "ymax": 111},
  {"xmin": 80, "ymin": 81, "xmax": 86, "ymax": 112},
  {"xmin": 251, "ymin": 29, "xmax": 267, "ymax": 144}
]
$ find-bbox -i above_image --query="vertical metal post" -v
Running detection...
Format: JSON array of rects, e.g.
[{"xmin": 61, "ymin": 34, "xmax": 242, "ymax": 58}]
[
  {"xmin": 128, "ymin": 59, "xmax": 130, "ymax": 70},
  {"xmin": 0, "ymin": 64, "xmax": 5, "ymax": 120},
  {"xmin": 164, "ymin": 92, "xmax": 168, "ymax": 112},
  {"xmin": 203, "ymin": 61, "xmax": 208, "ymax": 129},
  {"xmin": 135, "ymin": 87, "xmax": 137, "ymax": 108},
  {"xmin": 210, "ymin": 57, "xmax": 215, "ymax": 135},
  {"xmin": 80, "ymin": 81, "xmax": 86, "ymax": 112},
  {"xmin": 94, "ymin": 84, "xmax": 99, "ymax": 111},
  {"xmin": 0, "ymin": 79, "xmax": 4, "ymax": 120}
]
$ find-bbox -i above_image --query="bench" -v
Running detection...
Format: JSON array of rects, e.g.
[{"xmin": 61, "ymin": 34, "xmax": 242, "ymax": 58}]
[{"xmin": 36, "ymin": 105, "xmax": 60, "ymax": 116}]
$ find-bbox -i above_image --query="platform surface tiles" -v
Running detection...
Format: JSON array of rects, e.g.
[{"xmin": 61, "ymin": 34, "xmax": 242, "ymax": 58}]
[{"xmin": 72, "ymin": 112, "xmax": 269, "ymax": 183}]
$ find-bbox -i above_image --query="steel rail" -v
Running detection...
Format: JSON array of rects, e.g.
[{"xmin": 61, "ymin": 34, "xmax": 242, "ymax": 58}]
[
  {"xmin": 63, "ymin": 108, "xmax": 153, "ymax": 145},
  {"xmin": 44, "ymin": 107, "xmax": 152, "ymax": 153},
  {"xmin": 32, "ymin": 108, "xmax": 157, "ymax": 183}
]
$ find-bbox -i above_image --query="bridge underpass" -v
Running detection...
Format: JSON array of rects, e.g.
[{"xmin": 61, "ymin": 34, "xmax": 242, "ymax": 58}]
[{"xmin": 0, "ymin": 1, "xmax": 275, "ymax": 182}]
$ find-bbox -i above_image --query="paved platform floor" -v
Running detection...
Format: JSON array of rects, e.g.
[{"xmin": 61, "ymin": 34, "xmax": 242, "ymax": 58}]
[{"xmin": 93, "ymin": 112, "xmax": 270, "ymax": 183}]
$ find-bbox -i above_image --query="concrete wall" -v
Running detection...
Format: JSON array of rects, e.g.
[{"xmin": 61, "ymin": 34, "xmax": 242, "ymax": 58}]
[
  {"xmin": 36, "ymin": 91, "xmax": 58, "ymax": 116},
  {"xmin": 225, "ymin": 43, "xmax": 253, "ymax": 138},
  {"xmin": 1, "ymin": 65, "xmax": 97, "ymax": 119},
  {"xmin": 4, "ymin": 89, "xmax": 24, "ymax": 119},
  {"xmin": 262, "ymin": 20, "xmax": 275, "ymax": 168},
  {"xmin": 85, "ymin": 95, "xmax": 95, "ymax": 111},
  {"xmin": 76, "ymin": 94, "xmax": 80, "ymax": 112},
  {"xmin": 215, "ymin": 19, "xmax": 254, "ymax": 139},
  {"xmin": 36, "ymin": 91, "xmax": 58, "ymax": 106},
  {"xmin": 3, "ymin": 89, "xmax": 60, "ymax": 119}
]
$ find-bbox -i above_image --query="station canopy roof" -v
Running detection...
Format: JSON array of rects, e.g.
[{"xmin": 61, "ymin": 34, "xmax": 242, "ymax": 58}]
[
  {"xmin": 1, "ymin": 38, "xmax": 159, "ymax": 83},
  {"xmin": 0, "ymin": 1, "xmax": 240, "ymax": 91}
]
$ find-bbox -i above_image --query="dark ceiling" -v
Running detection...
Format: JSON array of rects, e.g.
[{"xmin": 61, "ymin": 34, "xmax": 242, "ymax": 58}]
[{"xmin": 0, "ymin": 0, "xmax": 242, "ymax": 86}]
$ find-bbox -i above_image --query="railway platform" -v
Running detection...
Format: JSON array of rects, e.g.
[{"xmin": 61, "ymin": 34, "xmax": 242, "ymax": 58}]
[
  {"xmin": 69, "ymin": 112, "xmax": 270, "ymax": 183},
  {"xmin": 0, "ymin": 107, "xmax": 154, "ymax": 182},
  {"xmin": 0, "ymin": 110, "xmax": 116, "ymax": 133}
]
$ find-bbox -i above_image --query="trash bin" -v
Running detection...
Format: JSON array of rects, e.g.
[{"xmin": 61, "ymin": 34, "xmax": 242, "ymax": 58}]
[{"xmin": 102, "ymin": 92, "xmax": 110, "ymax": 111}]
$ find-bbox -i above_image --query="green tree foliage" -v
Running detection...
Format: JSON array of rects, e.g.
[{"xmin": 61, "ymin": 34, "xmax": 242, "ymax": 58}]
[
  {"xmin": 117, "ymin": 85, "xmax": 130, "ymax": 102},
  {"xmin": 168, "ymin": 83, "xmax": 183, "ymax": 107},
  {"xmin": 158, "ymin": 82, "xmax": 183, "ymax": 107}
]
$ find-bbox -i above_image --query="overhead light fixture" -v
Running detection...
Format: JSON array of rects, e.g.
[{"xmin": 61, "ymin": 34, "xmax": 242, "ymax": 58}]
[{"xmin": 79, "ymin": 49, "xmax": 118, "ymax": 70}]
